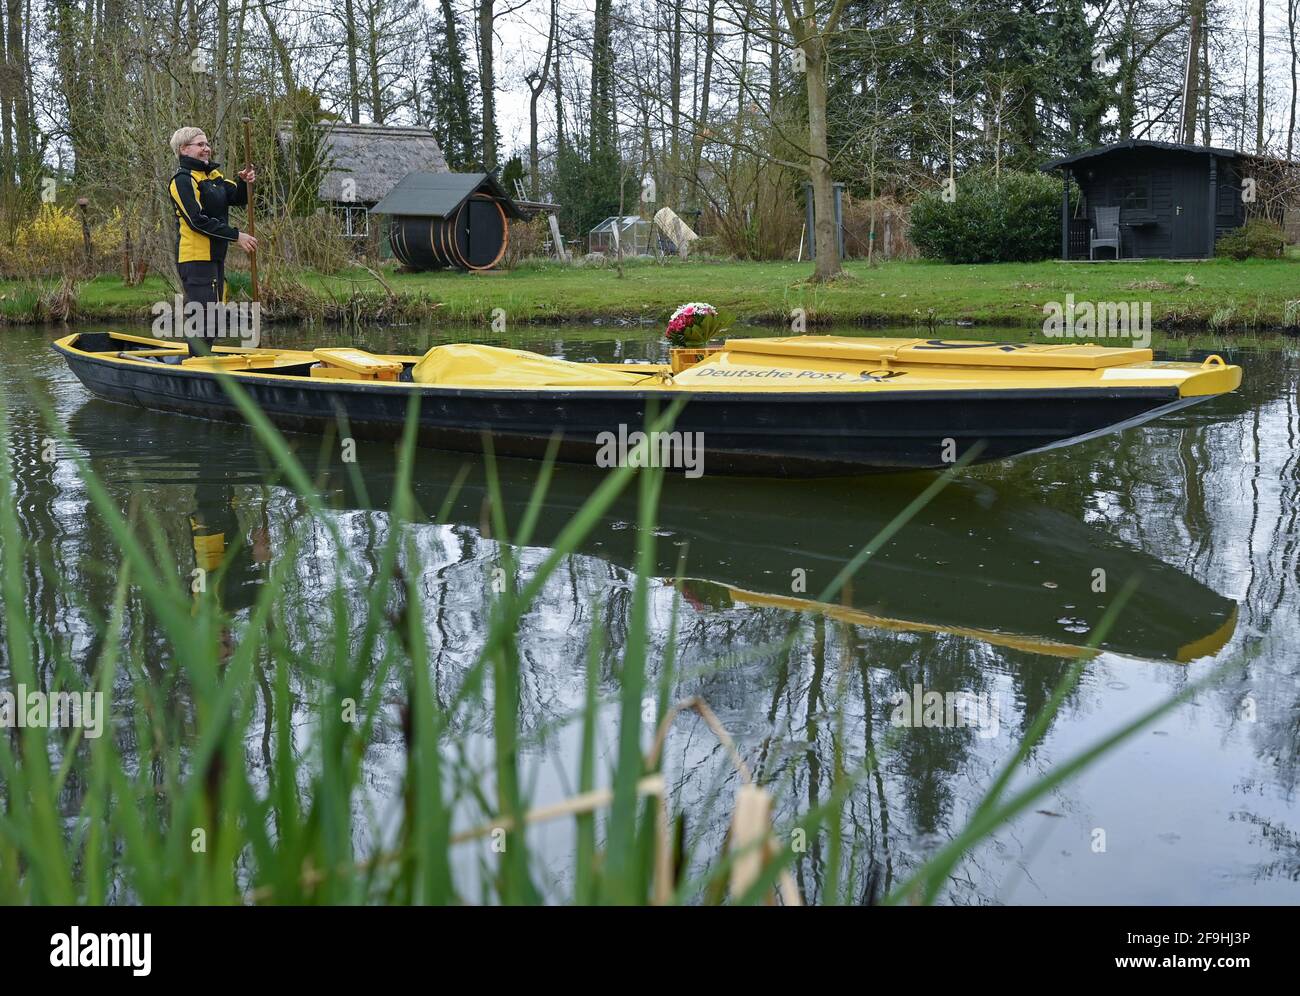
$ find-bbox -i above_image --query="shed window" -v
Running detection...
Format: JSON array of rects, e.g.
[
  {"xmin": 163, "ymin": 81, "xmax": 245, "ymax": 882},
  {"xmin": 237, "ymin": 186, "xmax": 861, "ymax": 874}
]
[
  {"xmin": 334, "ymin": 204, "xmax": 369, "ymax": 238},
  {"xmin": 1116, "ymin": 174, "xmax": 1150, "ymax": 211}
]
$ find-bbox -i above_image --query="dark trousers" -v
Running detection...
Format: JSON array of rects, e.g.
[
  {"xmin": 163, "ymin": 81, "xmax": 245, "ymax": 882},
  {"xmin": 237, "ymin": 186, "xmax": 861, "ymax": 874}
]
[{"xmin": 177, "ymin": 260, "xmax": 225, "ymax": 356}]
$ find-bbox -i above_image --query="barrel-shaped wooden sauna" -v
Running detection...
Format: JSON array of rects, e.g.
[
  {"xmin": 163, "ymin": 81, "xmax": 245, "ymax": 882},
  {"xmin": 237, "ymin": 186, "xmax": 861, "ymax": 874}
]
[
  {"xmin": 390, "ymin": 195, "xmax": 509, "ymax": 270},
  {"xmin": 370, "ymin": 171, "xmax": 524, "ymax": 272}
]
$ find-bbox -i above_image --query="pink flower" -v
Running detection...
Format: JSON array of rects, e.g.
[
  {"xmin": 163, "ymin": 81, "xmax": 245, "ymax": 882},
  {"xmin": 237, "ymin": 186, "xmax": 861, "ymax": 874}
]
[{"xmin": 667, "ymin": 301, "xmax": 721, "ymax": 342}]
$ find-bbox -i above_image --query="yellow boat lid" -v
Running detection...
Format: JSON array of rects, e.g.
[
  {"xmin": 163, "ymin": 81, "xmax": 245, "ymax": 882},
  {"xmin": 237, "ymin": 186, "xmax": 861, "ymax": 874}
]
[
  {"xmin": 313, "ymin": 348, "xmax": 403, "ymax": 376},
  {"xmin": 724, "ymin": 336, "xmax": 1154, "ymax": 369}
]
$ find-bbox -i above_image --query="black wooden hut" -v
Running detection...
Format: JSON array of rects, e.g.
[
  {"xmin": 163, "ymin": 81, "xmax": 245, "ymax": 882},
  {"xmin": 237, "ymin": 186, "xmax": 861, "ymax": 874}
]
[
  {"xmin": 1043, "ymin": 141, "xmax": 1250, "ymax": 260},
  {"xmin": 369, "ymin": 172, "xmax": 524, "ymax": 271}
]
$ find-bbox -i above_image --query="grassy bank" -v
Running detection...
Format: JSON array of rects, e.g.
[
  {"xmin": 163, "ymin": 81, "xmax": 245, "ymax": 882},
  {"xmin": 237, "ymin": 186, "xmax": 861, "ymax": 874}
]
[{"xmin": 3, "ymin": 255, "xmax": 1299, "ymax": 330}]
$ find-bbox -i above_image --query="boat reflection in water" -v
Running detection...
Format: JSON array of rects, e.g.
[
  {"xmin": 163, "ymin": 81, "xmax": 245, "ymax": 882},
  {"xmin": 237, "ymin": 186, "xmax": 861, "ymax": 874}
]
[{"xmin": 67, "ymin": 399, "xmax": 1236, "ymax": 665}]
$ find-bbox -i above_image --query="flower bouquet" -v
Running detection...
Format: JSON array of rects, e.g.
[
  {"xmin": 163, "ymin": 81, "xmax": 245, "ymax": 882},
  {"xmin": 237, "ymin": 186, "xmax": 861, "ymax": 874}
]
[{"xmin": 665, "ymin": 302, "xmax": 730, "ymax": 348}]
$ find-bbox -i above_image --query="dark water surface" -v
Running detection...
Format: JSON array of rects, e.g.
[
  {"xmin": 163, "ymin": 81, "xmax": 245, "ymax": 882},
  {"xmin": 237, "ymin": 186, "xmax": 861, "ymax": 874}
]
[{"xmin": 4, "ymin": 322, "xmax": 1298, "ymax": 903}]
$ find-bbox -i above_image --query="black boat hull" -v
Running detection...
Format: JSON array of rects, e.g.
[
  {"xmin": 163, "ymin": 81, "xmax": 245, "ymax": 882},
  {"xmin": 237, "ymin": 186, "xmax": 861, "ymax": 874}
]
[{"xmin": 55, "ymin": 335, "xmax": 1196, "ymax": 476}]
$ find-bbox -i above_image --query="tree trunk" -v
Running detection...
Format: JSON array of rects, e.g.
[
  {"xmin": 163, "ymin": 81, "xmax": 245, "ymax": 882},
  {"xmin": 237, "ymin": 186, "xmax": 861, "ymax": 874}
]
[
  {"xmin": 868, "ymin": 89, "xmax": 878, "ymax": 267},
  {"xmin": 591, "ymin": 0, "xmax": 614, "ymax": 155},
  {"xmin": 1, "ymin": 1, "xmax": 12, "ymax": 187},
  {"xmin": 260, "ymin": 5, "xmax": 296, "ymax": 96},
  {"xmin": 345, "ymin": 0, "xmax": 361, "ymax": 123},
  {"xmin": 668, "ymin": 0, "xmax": 682, "ymax": 204},
  {"xmin": 1202, "ymin": 19, "xmax": 1212, "ymax": 145},
  {"xmin": 1118, "ymin": 15, "xmax": 1137, "ymax": 138},
  {"xmin": 528, "ymin": 0, "xmax": 556, "ymax": 198},
  {"xmin": 768, "ymin": 0, "xmax": 779, "ymax": 117},
  {"xmin": 216, "ymin": 0, "xmax": 228, "ymax": 154},
  {"xmin": 366, "ymin": 1, "xmax": 384, "ymax": 123},
  {"xmin": 781, "ymin": 0, "xmax": 847, "ymax": 281},
  {"xmin": 51, "ymin": 0, "xmax": 86, "ymax": 177},
  {"xmin": 691, "ymin": 0, "xmax": 716, "ymax": 184},
  {"xmin": 1258, "ymin": 0, "xmax": 1266, "ymax": 152},
  {"xmin": 805, "ymin": 39, "xmax": 840, "ymax": 281},
  {"xmin": 1181, "ymin": 0, "xmax": 1204, "ymax": 143},
  {"xmin": 1289, "ymin": 0, "xmax": 1298, "ymax": 159},
  {"xmin": 232, "ymin": 0, "xmax": 249, "ymax": 136},
  {"xmin": 478, "ymin": 0, "xmax": 496, "ymax": 169},
  {"xmin": 553, "ymin": 29, "xmax": 564, "ymax": 154}
]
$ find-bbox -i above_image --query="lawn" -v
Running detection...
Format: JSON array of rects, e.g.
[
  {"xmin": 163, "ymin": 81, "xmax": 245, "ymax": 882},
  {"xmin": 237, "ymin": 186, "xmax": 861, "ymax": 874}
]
[{"xmin": 3, "ymin": 255, "xmax": 1299, "ymax": 330}]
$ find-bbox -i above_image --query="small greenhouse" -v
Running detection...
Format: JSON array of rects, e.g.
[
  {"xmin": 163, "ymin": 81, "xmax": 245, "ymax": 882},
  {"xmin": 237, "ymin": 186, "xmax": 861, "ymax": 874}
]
[{"xmin": 588, "ymin": 215, "xmax": 652, "ymax": 255}]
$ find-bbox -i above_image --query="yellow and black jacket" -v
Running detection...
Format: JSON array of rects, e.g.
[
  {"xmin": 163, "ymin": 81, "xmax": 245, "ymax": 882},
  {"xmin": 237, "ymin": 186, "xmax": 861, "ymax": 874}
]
[{"xmin": 169, "ymin": 154, "xmax": 247, "ymax": 264}]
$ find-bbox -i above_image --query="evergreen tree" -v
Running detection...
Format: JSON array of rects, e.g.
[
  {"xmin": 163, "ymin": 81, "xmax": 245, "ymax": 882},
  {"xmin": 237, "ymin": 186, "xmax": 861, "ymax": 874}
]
[
  {"xmin": 1048, "ymin": 0, "xmax": 1112, "ymax": 153},
  {"xmin": 554, "ymin": 140, "xmax": 627, "ymax": 243},
  {"xmin": 422, "ymin": 2, "xmax": 482, "ymax": 170}
]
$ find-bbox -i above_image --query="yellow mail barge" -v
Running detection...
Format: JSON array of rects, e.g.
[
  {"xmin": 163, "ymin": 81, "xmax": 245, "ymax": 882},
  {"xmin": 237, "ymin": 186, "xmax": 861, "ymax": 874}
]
[{"xmin": 53, "ymin": 332, "xmax": 1242, "ymax": 476}]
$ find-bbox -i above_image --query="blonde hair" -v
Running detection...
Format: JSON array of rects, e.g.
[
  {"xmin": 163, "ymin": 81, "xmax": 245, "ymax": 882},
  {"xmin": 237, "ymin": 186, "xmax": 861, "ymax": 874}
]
[{"xmin": 170, "ymin": 127, "xmax": 205, "ymax": 155}]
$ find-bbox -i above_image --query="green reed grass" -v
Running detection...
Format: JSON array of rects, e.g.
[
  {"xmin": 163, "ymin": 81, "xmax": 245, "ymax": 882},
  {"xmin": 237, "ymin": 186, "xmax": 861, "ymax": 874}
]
[{"xmin": 0, "ymin": 379, "xmax": 1245, "ymax": 904}]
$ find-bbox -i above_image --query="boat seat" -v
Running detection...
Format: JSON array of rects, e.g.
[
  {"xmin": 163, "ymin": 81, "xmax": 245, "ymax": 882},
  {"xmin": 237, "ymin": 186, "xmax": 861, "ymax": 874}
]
[
  {"xmin": 181, "ymin": 353, "xmax": 284, "ymax": 370},
  {"xmin": 311, "ymin": 348, "xmax": 403, "ymax": 381}
]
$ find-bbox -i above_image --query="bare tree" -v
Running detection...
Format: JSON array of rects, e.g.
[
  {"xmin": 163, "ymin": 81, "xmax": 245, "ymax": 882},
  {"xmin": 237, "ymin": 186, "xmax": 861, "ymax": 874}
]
[
  {"xmin": 478, "ymin": 0, "xmax": 497, "ymax": 168},
  {"xmin": 1257, "ymin": 0, "xmax": 1265, "ymax": 152},
  {"xmin": 525, "ymin": 0, "xmax": 556, "ymax": 197},
  {"xmin": 344, "ymin": 0, "xmax": 362, "ymax": 122},
  {"xmin": 1289, "ymin": 0, "xmax": 1298, "ymax": 157},
  {"xmin": 780, "ymin": 0, "xmax": 850, "ymax": 281},
  {"xmin": 1182, "ymin": 0, "xmax": 1206, "ymax": 143}
]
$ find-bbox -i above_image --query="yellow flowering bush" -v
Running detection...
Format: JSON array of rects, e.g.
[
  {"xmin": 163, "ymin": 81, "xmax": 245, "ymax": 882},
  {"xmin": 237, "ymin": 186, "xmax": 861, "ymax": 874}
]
[{"xmin": 0, "ymin": 205, "xmax": 129, "ymax": 277}]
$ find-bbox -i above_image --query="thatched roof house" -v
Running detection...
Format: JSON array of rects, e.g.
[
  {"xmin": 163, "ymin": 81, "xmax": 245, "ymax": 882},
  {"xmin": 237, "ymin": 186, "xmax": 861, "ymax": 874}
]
[{"xmin": 277, "ymin": 122, "xmax": 449, "ymax": 206}]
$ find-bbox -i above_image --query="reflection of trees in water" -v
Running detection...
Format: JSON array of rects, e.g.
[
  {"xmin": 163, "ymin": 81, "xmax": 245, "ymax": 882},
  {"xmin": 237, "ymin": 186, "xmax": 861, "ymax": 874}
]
[
  {"xmin": 974, "ymin": 350, "xmax": 1300, "ymax": 899},
  {"xmin": 1235, "ymin": 812, "xmax": 1300, "ymax": 884},
  {"xmin": 645, "ymin": 601, "xmax": 1059, "ymax": 904},
  {"xmin": 24, "ymin": 465, "xmax": 1284, "ymax": 903}
]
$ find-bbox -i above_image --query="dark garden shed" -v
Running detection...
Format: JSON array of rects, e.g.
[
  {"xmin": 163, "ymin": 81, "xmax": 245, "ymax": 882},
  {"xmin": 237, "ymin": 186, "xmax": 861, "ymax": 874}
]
[
  {"xmin": 1043, "ymin": 140, "xmax": 1263, "ymax": 260},
  {"xmin": 369, "ymin": 172, "xmax": 525, "ymax": 271}
]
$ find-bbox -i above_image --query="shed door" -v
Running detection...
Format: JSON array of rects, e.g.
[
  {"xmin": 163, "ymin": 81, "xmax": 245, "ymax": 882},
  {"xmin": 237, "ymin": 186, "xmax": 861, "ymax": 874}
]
[
  {"xmin": 1171, "ymin": 167, "xmax": 1208, "ymax": 257},
  {"xmin": 463, "ymin": 196, "xmax": 508, "ymax": 269}
]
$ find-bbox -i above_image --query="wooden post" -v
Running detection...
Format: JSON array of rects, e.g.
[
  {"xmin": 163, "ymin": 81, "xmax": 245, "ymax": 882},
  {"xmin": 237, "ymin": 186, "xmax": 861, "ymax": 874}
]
[
  {"xmin": 803, "ymin": 182, "xmax": 815, "ymax": 259},
  {"xmin": 834, "ymin": 182, "xmax": 845, "ymax": 261},
  {"xmin": 76, "ymin": 197, "xmax": 93, "ymax": 272},
  {"xmin": 1060, "ymin": 169, "xmax": 1070, "ymax": 260},
  {"xmin": 241, "ymin": 116, "xmax": 259, "ymax": 301},
  {"xmin": 1207, "ymin": 154, "xmax": 1218, "ymax": 258},
  {"xmin": 547, "ymin": 212, "xmax": 569, "ymax": 261}
]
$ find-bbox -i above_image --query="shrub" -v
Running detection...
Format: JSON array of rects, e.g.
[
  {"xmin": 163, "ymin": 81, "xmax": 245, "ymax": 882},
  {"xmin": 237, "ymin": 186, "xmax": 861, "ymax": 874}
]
[
  {"xmin": 0, "ymin": 205, "xmax": 132, "ymax": 278},
  {"xmin": 701, "ymin": 158, "xmax": 802, "ymax": 260},
  {"xmin": 908, "ymin": 170, "xmax": 1066, "ymax": 264},
  {"xmin": 1215, "ymin": 218, "xmax": 1288, "ymax": 260},
  {"xmin": 505, "ymin": 214, "xmax": 549, "ymax": 267},
  {"xmin": 257, "ymin": 210, "xmax": 353, "ymax": 274},
  {"xmin": 843, "ymin": 195, "xmax": 915, "ymax": 261},
  {"xmin": 0, "ymin": 206, "xmax": 82, "ymax": 277}
]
